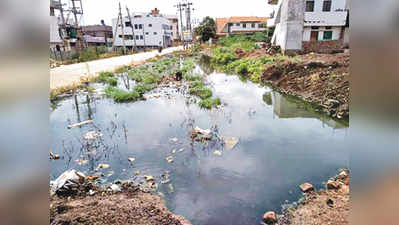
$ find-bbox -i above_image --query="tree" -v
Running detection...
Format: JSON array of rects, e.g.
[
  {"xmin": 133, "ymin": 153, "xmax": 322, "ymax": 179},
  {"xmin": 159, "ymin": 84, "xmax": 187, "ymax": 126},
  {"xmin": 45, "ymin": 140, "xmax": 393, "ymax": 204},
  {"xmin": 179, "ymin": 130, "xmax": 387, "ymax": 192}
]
[{"xmin": 195, "ymin": 16, "xmax": 216, "ymax": 42}]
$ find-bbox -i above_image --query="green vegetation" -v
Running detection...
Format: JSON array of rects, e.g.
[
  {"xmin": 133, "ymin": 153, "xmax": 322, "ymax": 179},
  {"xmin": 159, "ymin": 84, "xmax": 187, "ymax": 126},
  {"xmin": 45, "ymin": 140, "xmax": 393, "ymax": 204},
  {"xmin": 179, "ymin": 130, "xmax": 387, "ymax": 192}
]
[
  {"xmin": 194, "ymin": 16, "xmax": 217, "ymax": 42},
  {"xmin": 96, "ymin": 72, "xmax": 118, "ymax": 86},
  {"xmin": 189, "ymin": 86, "xmax": 213, "ymax": 99},
  {"xmin": 199, "ymin": 97, "xmax": 221, "ymax": 109}
]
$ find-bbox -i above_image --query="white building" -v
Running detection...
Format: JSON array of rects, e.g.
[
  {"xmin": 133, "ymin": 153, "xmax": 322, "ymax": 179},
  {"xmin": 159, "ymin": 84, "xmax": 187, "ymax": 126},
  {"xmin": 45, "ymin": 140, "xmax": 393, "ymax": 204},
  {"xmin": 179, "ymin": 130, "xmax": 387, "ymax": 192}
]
[
  {"xmin": 216, "ymin": 17, "xmax": 268, "ymax": 37},
  {"xmin": 165, "ymin": 15, "xmax": 180, "ymax": 41},
  {"xmin": 112, "ymin": 13, "xmax": 173, "ymax": 49},
  {"xmin": 267, "ymin": 0, "xmax": 348, "ymax": 52}
]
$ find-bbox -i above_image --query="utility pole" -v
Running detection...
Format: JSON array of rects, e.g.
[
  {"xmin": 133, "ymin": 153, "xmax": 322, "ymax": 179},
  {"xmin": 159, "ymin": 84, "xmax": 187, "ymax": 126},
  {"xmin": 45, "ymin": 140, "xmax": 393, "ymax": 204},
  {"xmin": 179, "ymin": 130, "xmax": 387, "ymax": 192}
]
[
  {"xmin": 185, "ymin": 2, "xmax": 193, "ymax": 33},
  {"xmin": 174, "ymin": 3, "xmax": 184, "ymax": 40},
  {"xmin": 118, "ymin": 2, "xmax": 126, "ymax": 54},
  {"xmin": 126, "ymin": 6, "xmax": 137, "ymax": 52},
  {"xmin": 71, "ymin": 0, "xmax": 85, "ymax": 51}
]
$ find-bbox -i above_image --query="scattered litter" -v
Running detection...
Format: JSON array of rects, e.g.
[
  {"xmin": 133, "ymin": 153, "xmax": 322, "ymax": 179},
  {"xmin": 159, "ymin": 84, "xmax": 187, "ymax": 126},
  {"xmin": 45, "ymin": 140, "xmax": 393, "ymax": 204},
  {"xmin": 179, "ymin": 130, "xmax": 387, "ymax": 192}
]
[
  {"xmin": 145, "ymin": 93, "xmax": 161, "ymax": 99},
  {"xmin": 168, "ymin": 184, "xmax": 174, "ymax": 193},
  {"xmin": 76, "ymin": 159, "xmax": 88, "ymax": 166},
  {"xmin": 166, "ymin": 156, "xmax": 174, "ymax": 163},
  {"xmin": 169, "ymin": 137, "xmax": 178, "ymax": 142},
  {"xmin": 88, "ymin": 190, "xmax": 96, "ymax": 196},
  {"xmin": 109, "ymin": 184, "xmax": 121, "ymax": 193},
  {"xmin": 106, "ymin": 171, "xmax": 114, "ymax": 177},
  {"xmin": 67, "ymin": 120, "xmax": 93, "ymax": 129},
  {"xmin": 194, "ymin": 126, "xmax": 211, "ymax": 135},
  {"xmin": 86, "ymin": 174, "xmax": 100, "ymax": 182},
  {"xmin": 96, "ymin": 163, "xmax": 110, "ymax": 170},
  {"xmin": 50, "ymin": 152, "xmax": 60, "ymax": 160},
  {"xmin": 213, "ymin": 150, "xmax": 223, "ymax": 156},
  {"xmin": 84, "ymin": 131, "xmax": 103, "ymax": 140},
  {"xmin": 135, "ymin": 170, "xmax": 141, "ymax": 175},
  {"xmin": 161, "ymin": 179, "xmax": 171, "ymax": 184},
  {"xmin": 128, "ymin": 157, "xmax": 136, "ymax": 163},
  {"xmin": 222, "ymin": 136, "xmax": 239, "ymax": 150},
  {"xmin": 50, "ymin": 170, "xmax": 86, "ymax": 195},
  {"xmin": 171, "ymin": 149, "xmax": 177, "ymax": 154},
  {"xmin": 144, "ymin": 175, "xmax": 155, "ymax": 182},
  {"xmin": 178, "ymin": 148, "xmax": 185, "ymax": 153}
]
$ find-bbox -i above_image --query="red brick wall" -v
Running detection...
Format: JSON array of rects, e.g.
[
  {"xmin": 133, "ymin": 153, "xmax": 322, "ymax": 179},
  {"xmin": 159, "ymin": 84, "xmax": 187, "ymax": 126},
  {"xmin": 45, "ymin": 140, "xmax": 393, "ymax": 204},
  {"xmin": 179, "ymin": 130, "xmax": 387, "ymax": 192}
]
[{"xmin": 302, "ymin": 40, "xmax": 344, "ymax": 54}]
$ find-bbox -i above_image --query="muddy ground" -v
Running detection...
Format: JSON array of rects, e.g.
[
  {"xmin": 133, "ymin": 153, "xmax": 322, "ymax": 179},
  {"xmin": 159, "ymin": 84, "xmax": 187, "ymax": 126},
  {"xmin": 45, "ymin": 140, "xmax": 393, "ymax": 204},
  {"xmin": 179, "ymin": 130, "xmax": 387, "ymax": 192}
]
[
  {"xmin": 261, "ymin": 52, "xmax": 349, "ymax": 120},
  {"xmin": 276, "ymin": 170, "xmax": 350, "ymax": 225},
  {"xmin": 50, "ymin": 183, "xmax": 192, "ymax": 225}
]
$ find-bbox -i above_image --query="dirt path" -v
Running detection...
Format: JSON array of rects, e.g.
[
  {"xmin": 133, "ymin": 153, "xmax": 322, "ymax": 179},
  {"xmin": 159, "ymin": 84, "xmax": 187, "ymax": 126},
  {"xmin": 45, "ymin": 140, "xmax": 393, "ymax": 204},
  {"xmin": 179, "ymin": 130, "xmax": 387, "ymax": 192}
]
[{"xmin": 50, "ymin": 46, "xmax": 184, "ymax": 90}]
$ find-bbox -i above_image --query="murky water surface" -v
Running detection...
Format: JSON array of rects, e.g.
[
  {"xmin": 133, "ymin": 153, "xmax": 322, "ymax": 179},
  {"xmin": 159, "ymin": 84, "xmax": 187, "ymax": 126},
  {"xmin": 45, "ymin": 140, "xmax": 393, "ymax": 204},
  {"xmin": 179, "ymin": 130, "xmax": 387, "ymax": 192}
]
[{"xmin": 50, "ymin": 60, "xmax": 348, "ymax": 225}]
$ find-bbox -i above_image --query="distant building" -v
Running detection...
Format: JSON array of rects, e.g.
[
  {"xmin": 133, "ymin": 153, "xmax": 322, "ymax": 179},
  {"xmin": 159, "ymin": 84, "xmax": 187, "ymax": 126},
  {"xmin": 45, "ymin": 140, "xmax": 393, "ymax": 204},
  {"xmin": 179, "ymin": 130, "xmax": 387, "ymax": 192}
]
[
  {"xmin": 216, "ymin": 16, "xmax": 268, "ymax": 37},
  {"xmin": 112, "ymin": 8, "xmax": 173, "ymax": 49},
  {"xmin": 82, "ymin": 25, "xmax": 113, "ymax": 47},
  {"xmin": 267, "ymin": 0, "xmax": 349, "ymax": 53},
  {"xmin": 165, "ymin": 15, "xmax": 180, "ymax": 41}
]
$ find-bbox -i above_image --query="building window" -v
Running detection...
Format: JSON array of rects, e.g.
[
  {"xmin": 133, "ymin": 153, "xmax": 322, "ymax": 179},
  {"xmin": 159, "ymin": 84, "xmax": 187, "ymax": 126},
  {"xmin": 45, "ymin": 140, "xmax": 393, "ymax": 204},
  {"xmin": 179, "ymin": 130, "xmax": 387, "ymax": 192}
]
[
  {"xmin": 236, "ymin": 23, "xmax": 240, "ymax": 26},
  {"xmin": 135, "ymin": 35, "xmax": 140, "ymax": 40},
  {"xmin": 153, "ymin": 32, "xmax": 157, "ymax": 35},
  {"xmin": 323, "ymin": 31, "xmax": 333, "ymax": 40},
  {"xmin": 134, "ymin": 24, "xmax": 138, "ymax": 29},
  {"xmin": 119, "ymin": 35, "xmax": 123, "ymax": 38},
  {"xmin": 311, "ymin": 26, "xmax": 319, "ymax": 30},
  {"xmin": 325, "ymin": 26, "xmax": 332, "ymax": 30},
  {"xmin": 243, "ymin": 23, "xmax": 247, "ymax": 28},
  {"xmin": 140, "ymin": 35, "xmax": 143, "ymax": 40},
  {"xmin": 139, "ymin": 24, "xmax": 143, "ymax": 29},
  {"xmin": 145, "ymin": 32, "xmax": 149, "ymax": 35},
  {"xmin": 125, "ymin": 22, "xmax": 132, "ymax": 27},
  {"xmin": 149, "ymin": 24, "xmax": 152, "ymax": 27},
  {"xmin": 259, "ymin": 23, "xmax": 266, "ymax": 28},
  {"xmin": 323, "ymin": 0, "xmax": 332, "ymax": 12},
  {"xmin": 310, "ymin": 31, "xmax": 319, "ymax": 41},
  {"xmin": 306, "ymin": 1, "xmax": 314, "ymax": 12},
  {"xmin": 251, "ymin": 23, "xmax": 256, "ymax": 28}
]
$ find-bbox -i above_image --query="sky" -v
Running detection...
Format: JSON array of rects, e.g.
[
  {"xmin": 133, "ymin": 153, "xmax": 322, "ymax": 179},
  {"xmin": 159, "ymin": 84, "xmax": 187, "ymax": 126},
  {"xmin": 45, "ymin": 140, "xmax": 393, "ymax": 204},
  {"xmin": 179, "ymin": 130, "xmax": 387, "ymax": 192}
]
[{"xmin": 72, "ymin": 0, "xmax": 274, "ymax": 26}]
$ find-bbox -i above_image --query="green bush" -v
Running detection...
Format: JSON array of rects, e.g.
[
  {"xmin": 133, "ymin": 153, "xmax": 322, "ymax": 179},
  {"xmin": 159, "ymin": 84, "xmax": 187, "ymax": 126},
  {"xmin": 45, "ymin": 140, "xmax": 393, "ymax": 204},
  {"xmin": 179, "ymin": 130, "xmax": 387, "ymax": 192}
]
[
  {"xmin": 133, "ymin": 84, "xmax": 153, "ymax": 95},
  {"xmin": 184, "ymin": 73, "xmax": 202, "ymax": 81},
  {"xmin": 189, "ymin": 86, "xmax": 213, "ymax": 99},
  {"xmin": 78, "ymin": 48, "xmax": 99, "ymax": 62},
  {"xmin": 107, "ymin": 77, "xmax": 118, "ymax": 86},
  {"xmin": 96, "ymin": 71, "xmax": 115, "ymax": 83},
  {"xmin": 199, "ymin": 97, "xmax": 221, "ymax": 109},
  {"xmin": 105, "ymin": 86, "xmax": 141, "ymax": 102}
]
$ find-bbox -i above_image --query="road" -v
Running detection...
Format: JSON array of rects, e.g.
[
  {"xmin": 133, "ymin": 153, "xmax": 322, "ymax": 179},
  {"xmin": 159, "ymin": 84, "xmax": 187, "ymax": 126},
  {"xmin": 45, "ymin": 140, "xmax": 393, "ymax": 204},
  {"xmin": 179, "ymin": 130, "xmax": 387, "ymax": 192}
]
[{"xmin": 50, "ymin": 46, "xmax": 184, "ymax": 90}]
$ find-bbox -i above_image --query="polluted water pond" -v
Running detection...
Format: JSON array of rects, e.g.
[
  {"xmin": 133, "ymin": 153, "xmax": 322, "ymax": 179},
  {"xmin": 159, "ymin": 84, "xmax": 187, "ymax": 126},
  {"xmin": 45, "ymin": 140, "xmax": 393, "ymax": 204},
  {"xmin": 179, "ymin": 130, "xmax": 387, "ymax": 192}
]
[{"xmin": 51, "ymin": 59, "xmax": 348, "ymax": 225}]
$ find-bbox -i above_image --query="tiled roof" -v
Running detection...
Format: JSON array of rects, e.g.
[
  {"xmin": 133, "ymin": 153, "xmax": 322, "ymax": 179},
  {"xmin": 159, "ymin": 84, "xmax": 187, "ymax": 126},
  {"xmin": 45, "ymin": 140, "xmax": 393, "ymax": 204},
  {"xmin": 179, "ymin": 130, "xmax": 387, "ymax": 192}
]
[{"xmin": 216, "ymin": 16, "xmax": 268, "ymax": 34}]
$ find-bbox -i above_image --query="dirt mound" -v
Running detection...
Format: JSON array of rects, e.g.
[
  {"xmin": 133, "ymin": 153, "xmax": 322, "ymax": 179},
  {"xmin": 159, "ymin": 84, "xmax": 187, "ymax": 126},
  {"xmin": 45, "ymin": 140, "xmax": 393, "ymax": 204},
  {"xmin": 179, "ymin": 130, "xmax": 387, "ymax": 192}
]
[
  {"xmin": 50, "ymin": 189, "xmax": 191, "ymax": 225},
  {"xmin": 261, "ymin": 53, "xmax": 349, "ymax": 119}
]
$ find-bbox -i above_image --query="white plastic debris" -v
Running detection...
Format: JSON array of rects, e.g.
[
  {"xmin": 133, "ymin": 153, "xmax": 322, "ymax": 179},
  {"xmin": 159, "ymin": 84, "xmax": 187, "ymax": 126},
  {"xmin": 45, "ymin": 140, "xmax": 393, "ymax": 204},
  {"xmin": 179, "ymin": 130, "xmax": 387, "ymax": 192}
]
[
  {"xmin": 222, "ymin": 136, "xmax": 239, "ymax": 150},
  {"xmin": 169, "ymin": 137, "xmax": 178, "ymax": 142},
  {"xmin": 67, "ymin": 120, "xmax": 93, "ymax": 129},
  {"xmin": 213, "ymin": 150, "xmax": 223, "ymax": 156},
  {"xmin": 128, "ymin": 157, "xmax": 136, "ymax": 163},
  {"xmin": 166, "ymin": 156, "xmax": 174, "ymax": 163},
  {"xmin": 194, "ymin": 126, "xmax": 211, "ymax": 135},
  {"xmin": 96, "ymin": 163, "xmax": 110, "ymax": 170},
  {"xmin": 50, "ymin": 170, "xmax": 86, "ymax": 193},
  {"xmin": 109, "ymin": 184, "xmax": 121, "ymax": 193},
  {"xmin": 84, "ymin": 131, "xmax": 103, "ymax": 140}
]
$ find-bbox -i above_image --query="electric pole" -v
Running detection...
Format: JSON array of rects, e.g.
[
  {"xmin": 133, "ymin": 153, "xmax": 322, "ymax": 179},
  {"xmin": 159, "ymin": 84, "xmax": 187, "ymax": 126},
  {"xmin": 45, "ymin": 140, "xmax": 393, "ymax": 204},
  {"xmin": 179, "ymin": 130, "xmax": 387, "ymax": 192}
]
[
  {"xmin": 126, "ymin": 6, "xmax": 137, "ymax": 52},
  {"xmin": 174, "ymin": 3, "xmax": 184, "ymax": 40},
  {"xmin": 119, "ymin": 2, "xmax": 126, "ymax": 54},
  {"xmin": 71, "ymin": 0, "xmax": 85, "ymax": 51}
]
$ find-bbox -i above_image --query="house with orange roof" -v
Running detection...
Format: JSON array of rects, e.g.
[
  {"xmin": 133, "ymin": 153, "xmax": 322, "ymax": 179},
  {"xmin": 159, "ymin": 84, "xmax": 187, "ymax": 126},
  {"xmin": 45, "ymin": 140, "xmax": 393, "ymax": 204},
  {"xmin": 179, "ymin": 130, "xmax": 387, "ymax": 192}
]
[{"xmin": 216, "ymin": 17, "xmax": 268, "ymax": 37}]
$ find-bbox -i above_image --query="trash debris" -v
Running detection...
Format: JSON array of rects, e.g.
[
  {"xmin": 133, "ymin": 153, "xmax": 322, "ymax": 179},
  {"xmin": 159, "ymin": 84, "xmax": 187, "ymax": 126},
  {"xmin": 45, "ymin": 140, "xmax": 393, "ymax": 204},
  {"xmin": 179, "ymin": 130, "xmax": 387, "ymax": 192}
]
[
  {"xmin": 67, "ymin": 120, "xmax": 93, "ymax": 129},
  {"xmin": 50, "ymin": 170, "xmax": 86, "ymax": 196},
  {"xmin": 128, "ymin": 157, "xmax": 136, "ymax": 163},
  {"xmin": 86, "ymin": 174, "xmax": 100, "ymax": 182},
  {"xmin": 178, "ymin": 148, "xmax": 185, "ymax": 153},
  {"xmin": 76, "ymin": 159, "xmax": 88, "ymax": 166},
  {"xmin": 194, "ymin": 126, "xmax": 211, "ymax": 135},
  {"xmin": 135, "ymin": 170, "xmax": 141, "ymax": 175},
  {"xmin": 213, "ymin": 150, "xmax": 223, "ymax": 156},
  {"xmin": 84, "ymin": 131, "xmax": 103, "ymax": 140},
  {"xmin": 168, "ymin": 184, "xmax": 174, "ymax": 193},
  {"xmin": 166, "ymin": 156, "xmax": 174, "ymax": 163},
  {"xmin": 96, "ymin": 163, "xmax": 110, "ymax": 170},
  {"xmin": 88, "ymin": 190, "xmax": 96, "ymax": 196},
  {"xmin": 169, "ymin": 137, "xmax": 178, "ymax": 142},
  {"xmin": 222, "ymin": 136, "xmax": 239, "ymax": 150},
  {"xmin": 50, "ymin": 152, "xmax": 60, "ymax": 160},
  {"xmin": 106, "ymin": 171, "xmax": 114, "ymax": 177},
  {"xmin": 109, "ymin": 184, "xmax": 121, "ymax": 193},
  {"xmin": 144, "ymin": 175, "xmax": 154, "ymax": 182},
  {"xmin": 161, "ymin": 179, "xmax": 171, "ymax": 184},
  {"xmin": 171, "ymin": 149, "xmax": 177, "ymax": 154}
]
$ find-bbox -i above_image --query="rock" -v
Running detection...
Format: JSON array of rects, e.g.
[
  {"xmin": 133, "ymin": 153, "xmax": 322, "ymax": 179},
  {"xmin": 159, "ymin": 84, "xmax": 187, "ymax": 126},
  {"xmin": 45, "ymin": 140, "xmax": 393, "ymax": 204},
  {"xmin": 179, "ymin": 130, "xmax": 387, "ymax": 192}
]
[
  {"xmin": 263, "ymin": 211, "xmax": 277, "ymax": 224},
  {"xmin": 213, "ymin": 150, "xmax": 223, "ymax": 156},
  {"xmin": 299, "ymin": 182, "xmax": 314, "ymax": 193},
  {"xmin": 222, "ymin": 136, "xmax": 239, "ymax": 150},
  {"xmin": 326, "ymin": 198, "xmax": 334, "ymax": 207},
  {"xmin": 326, "ymin": 180, "xmax": 341, "ymax": 190}
]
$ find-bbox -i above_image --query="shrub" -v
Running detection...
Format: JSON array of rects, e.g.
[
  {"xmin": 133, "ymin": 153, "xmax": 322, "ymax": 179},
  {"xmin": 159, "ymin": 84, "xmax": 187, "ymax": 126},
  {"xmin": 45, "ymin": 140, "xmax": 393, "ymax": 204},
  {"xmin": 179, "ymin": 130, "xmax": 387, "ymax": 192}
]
[
  {"xmin": 184, "ymin": 73, "xmax": 202, "ymax": 81},
  {"xmin": 199, "ymin": 97, "xmax": 221, "ymax": 109},
  {"xmin": 189, "ymin": 86, "xmax": 213, "ymax": 99},
  {"xmin": 107, "ymin": 77, "xmax": 118, "ymax": 86},
  {"xmin": 96, "ymin": 71, "xmax": 115, "ymax": 83}
]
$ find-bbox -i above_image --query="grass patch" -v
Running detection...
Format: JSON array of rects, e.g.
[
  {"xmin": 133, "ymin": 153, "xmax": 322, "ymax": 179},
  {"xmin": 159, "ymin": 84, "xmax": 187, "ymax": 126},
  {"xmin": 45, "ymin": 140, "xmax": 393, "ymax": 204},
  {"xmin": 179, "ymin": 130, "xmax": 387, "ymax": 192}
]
[
  {"xmin": 189, "ymin": 86, "xmax": 213, "ymax": 100},
  {"xmin": 199, "ymin": 97, "xmax": 221, "ymax": 109},
  {"xmin": 184, "ymin": 73, "xmax": 202, "ymax": 81}
]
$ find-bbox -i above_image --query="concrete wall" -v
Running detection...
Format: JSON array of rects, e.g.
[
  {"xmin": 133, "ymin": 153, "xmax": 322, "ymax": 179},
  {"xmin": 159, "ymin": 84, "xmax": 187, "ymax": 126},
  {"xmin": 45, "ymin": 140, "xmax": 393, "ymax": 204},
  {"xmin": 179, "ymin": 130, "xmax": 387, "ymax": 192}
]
[
  {"xmin": 112, "ymin": 16, "xmax": 172, "ymax": 47},
  {"xmin": 279, "ymin": 0, "xmax": 305, "ymax": 53},
  {"xmin": 302, "ymin": 26, "xmax": 341, "ymax": 41}
]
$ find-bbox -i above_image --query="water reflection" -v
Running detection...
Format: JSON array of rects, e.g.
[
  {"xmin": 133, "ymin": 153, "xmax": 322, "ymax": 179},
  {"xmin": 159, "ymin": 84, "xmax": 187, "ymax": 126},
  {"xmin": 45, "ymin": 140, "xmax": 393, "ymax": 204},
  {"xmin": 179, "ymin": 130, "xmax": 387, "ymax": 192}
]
[{"xmin": 50, "ymin": 61, "xmax": 348, "ymax": 225}]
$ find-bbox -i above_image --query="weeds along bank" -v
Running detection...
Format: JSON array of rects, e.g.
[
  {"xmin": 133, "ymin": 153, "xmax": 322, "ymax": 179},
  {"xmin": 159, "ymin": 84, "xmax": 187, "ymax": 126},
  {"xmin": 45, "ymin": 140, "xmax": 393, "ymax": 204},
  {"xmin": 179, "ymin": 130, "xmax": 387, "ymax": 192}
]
[
  {"xmin": 51, "ymin": 52, "xmax": 221, "ymax": 110},
  {"xmin": 209, "ymin": 34, "xmax": 349, "ymax": 120}
]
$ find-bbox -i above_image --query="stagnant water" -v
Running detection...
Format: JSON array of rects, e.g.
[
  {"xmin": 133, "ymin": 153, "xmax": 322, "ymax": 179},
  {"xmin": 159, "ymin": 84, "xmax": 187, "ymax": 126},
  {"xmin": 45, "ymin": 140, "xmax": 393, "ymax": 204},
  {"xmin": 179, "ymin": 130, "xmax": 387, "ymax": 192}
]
[{"xmin": 50, "ymin": 60, "xmax": 348, "ymax": 225}]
